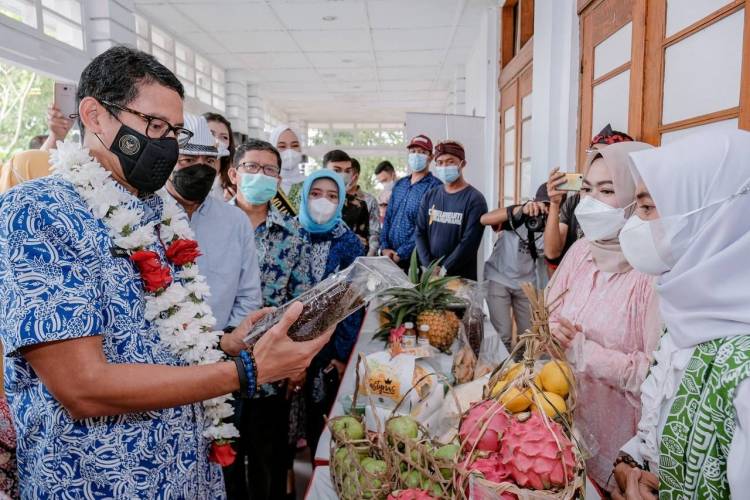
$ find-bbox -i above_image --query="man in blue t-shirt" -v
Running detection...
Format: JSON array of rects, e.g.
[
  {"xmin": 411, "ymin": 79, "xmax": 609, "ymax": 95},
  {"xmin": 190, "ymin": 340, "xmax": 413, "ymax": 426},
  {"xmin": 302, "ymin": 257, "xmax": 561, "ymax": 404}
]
[
  {"xmin": 379, "ymin": 134, "xmax": 443, "ymax": 270},
  {"xmin": 416, "ymin": 140, "xmax": 488, "ymax": 280}
]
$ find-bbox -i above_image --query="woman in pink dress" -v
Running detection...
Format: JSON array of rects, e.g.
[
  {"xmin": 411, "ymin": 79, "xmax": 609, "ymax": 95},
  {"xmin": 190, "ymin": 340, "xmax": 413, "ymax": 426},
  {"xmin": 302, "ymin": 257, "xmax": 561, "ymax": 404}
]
[{"xmin": 547, "ymin": 141, "xmax": 662, "ymax": 492}]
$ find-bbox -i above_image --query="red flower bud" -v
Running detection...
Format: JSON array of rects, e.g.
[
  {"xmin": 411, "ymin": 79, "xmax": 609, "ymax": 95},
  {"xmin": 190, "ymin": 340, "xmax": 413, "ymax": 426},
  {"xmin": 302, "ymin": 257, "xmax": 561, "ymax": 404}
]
[
  {"xmin": 209, "ymin": 441, "xmax": 237, "ymax": 467},
  {"xmin": 166, "ymin": 239, "xmax": 202, "ymax": 267}
]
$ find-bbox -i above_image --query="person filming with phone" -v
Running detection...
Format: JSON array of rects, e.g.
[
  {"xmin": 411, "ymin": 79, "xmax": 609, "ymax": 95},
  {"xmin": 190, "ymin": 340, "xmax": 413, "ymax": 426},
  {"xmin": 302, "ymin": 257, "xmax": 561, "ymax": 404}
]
[{"xmin": 544, "ymin": 125, "xmax": 634, "ymax": 269}]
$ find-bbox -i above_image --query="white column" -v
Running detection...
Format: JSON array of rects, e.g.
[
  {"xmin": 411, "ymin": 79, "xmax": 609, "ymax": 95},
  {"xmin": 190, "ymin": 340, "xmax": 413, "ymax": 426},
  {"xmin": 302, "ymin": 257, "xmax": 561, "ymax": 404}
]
[
  {"xmin": 225, "ymin": 70, "xmax": 248, "ymax": 135},
  {"xmin": 85, "ymin": 0, "xmax": 137, "ymax": 57},
  {"xmin": 247, "ymin": 84, "xmax": 265, "ymax": 139},
  {"xmin": 530, "ymin": 0, "xmax": 579, "ymax": 188}
]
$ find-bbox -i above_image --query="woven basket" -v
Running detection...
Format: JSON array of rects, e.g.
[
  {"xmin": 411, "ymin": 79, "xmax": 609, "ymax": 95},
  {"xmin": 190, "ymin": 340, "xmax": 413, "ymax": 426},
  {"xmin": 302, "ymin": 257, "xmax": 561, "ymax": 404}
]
[
  {"xmin": 329, "ymin": 354, "xmax": 396, "ymax": 500},
  {"xmin": 381, "ymin": 372, "xmax": 462, "ymax": 498},
  {"xmin": 454, "ymin": 285, "xmax": 587, "ymax": 499}
]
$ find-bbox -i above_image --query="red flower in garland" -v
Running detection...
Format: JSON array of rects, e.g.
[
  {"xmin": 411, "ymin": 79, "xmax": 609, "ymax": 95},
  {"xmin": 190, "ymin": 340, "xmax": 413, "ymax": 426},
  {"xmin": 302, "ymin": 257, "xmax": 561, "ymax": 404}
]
[
  {"xmin": 130, "ymin": 250, "xmax": 172, "ymax": 292},
  {"xmin": 166, "ymin": 239, "xmax": 202, "ymax": 266},
  {"xmin": 209, "ymin": 441, "xmax": 237, "ymax": 467}
]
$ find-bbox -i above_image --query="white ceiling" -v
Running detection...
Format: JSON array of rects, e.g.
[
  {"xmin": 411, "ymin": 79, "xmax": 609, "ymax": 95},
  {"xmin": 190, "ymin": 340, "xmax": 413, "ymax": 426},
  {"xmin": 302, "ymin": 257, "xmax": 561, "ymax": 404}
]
[{"xmin": 134, "ymin": 0, "xmax": 495, "ymax": 123}]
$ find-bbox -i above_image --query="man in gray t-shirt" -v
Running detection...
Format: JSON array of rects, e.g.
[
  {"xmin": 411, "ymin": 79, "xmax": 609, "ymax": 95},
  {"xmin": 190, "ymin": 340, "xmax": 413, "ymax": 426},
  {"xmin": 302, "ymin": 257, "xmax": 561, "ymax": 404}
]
[{"xmin": 480, "ymin": 188, "xmax": 548, "ymax": 351}]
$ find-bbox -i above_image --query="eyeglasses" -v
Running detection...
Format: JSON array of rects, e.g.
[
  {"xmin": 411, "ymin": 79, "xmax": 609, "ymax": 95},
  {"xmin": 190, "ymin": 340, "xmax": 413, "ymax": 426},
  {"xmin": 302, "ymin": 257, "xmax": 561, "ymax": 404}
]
[
  {"xmin": 237, "ymin": 162, "xmax": 280, "ymax": 177},
  {"xmin": 98, "ymin": 99, "xmax": 193, "ymax": 147}
]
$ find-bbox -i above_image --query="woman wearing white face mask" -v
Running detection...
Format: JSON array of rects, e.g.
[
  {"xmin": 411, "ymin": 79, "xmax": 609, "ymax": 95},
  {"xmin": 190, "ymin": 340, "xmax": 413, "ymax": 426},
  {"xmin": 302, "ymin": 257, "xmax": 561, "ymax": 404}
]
[
  {"xmin": 296, "ymin": 170, "xmax": 365, "ymax": 456},
  {"xmin": 612, "ymin": 130, "xmax": 750, "ymax": 500},
  {"xmin": 546, "ymin": 141, "xmax": 662, "ymax": 493},
  {"xmin": 271, "ymin": 124, "xmax": 307, "ymax": 211}
]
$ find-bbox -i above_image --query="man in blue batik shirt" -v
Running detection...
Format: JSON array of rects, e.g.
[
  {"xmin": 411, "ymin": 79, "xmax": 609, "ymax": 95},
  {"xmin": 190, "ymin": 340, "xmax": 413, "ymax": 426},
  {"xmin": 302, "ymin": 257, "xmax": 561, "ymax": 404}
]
[
  {"xmin": 0, "ymin": 46, "xmax": 331, "ymax": 499},
  {"xmin": 379, "ymin": 134, "xmax": 443, "ymax": 270}
]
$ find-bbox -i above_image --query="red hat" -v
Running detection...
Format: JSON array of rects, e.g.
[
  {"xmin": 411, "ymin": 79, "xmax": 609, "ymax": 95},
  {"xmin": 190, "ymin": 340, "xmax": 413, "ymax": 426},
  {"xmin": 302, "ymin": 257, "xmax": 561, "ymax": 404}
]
[
  {"xmin": 434, "ymin": 140, "xmax": 465, "ymax": 162},
  {"xmin": 407, "ymin": 134, "xmax": 433, "ymax": 154}
]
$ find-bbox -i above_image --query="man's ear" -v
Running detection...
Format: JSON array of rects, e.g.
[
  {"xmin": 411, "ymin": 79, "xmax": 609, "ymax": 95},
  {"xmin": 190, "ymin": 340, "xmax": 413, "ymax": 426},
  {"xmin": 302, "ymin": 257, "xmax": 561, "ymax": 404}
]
[
  {"xmin": 228, "ymin": 166, "xmax": 238, "ymax": 185},
  {"xmin": 79, "ymin": 97, "xmax": 107, "ymax": 135}
]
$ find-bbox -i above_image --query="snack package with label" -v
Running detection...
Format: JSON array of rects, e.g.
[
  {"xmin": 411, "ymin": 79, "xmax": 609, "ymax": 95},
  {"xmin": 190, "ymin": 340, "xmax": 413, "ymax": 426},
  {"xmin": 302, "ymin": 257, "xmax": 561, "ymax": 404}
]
[
  {"xmin": 358, "ymin": 352, "xmax": 416, "ymax": 407},
  {"xmin": 244, "ymin": 257, "xmax": 412, "ymax": 346}
]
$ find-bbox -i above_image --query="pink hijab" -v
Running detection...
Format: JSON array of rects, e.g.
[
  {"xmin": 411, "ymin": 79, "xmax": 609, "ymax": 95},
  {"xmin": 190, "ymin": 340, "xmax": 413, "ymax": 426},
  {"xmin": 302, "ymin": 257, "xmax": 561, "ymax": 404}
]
[{"xmin": 583, "ymin": 141, "xmax": 653, "ymax": 273}]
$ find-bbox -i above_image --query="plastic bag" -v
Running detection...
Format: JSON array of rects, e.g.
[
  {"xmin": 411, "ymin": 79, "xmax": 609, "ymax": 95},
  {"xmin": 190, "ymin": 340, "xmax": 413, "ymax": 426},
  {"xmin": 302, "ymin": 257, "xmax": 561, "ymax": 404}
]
[{"xmin": 243, "ymin": 257, "xmax": 413, "ymax": 345}]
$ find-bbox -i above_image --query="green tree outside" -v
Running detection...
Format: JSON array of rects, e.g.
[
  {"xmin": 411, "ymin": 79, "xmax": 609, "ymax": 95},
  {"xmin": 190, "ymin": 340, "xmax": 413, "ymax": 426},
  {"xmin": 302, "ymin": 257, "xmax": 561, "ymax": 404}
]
[{"xmin": 0, "ymin": 62, "xmax": 55, "ymax": 162}]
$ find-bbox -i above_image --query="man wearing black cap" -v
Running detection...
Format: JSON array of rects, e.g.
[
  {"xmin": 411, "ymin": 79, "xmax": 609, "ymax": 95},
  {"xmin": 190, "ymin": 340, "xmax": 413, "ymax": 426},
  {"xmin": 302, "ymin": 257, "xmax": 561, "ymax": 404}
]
[
  {"xmin": 380, "ymin": 134, "xmax": 442, "ymax": 269},
  {"xmin": 415, "ymin": 140, "xmax": 487, "ymax": 280}
]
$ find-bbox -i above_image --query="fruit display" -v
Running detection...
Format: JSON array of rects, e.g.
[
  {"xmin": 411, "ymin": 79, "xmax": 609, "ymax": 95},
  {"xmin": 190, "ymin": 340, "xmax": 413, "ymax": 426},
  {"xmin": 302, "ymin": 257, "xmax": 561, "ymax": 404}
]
[
  {"xmin": 383, "ymin": 414, "xmax": 457, "ymax": 498},
  {"xmin": 377, "ymin": 253, "xmax": 465, "ymax": 352},
  {"xmin": 329, "ymin": 415, "xmax": 392, "ymax": 500},
  {"xmin": 245, "ymin": 257, "xmax": 412, "ymax": 346},
  {"xmin": 454, "ymin": 285, "xmax": 585, "ymax": 499},
  {"xmin": 386, "ymin": 489, "xmax": 438, "ymax": 500}
]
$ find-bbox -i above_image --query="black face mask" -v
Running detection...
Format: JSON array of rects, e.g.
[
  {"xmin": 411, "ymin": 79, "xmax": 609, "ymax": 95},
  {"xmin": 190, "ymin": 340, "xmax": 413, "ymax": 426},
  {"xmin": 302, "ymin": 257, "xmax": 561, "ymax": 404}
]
[
  {"xmin": 171, "ymin": 164, "xmax": 217, "ymax": 203},
  {"xmin": 107, "ymin": 124, "xmax": 179, "ymax": 193}
]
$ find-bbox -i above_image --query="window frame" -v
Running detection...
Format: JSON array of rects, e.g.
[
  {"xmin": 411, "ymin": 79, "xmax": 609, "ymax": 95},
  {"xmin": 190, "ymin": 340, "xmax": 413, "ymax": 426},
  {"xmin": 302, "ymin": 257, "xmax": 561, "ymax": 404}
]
[
  {"xmin": 578, "ymin": 0, "xmax": 750, "ymax": 160},
  {"xmin": 0, "ymin": 0, "xmax": 85, "ymax": 50}
]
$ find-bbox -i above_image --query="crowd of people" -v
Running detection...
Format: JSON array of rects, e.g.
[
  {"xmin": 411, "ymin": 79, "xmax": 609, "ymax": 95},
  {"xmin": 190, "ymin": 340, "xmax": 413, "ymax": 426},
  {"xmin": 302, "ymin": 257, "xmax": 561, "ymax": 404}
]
[{"xmin": 0, "ymin": 44, "xmax": 748, "ymax": 500}]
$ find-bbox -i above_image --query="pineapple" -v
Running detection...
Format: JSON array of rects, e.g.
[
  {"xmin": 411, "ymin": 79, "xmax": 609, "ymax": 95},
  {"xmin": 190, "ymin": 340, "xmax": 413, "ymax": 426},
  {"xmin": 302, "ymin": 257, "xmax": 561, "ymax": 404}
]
[
  {"xmin": 377, "ymin": 252, "xmax": 464, "ymax": 351},
  {"xmin": 417, "ymin": 309, "xmax": 460, "ymax": 351}
]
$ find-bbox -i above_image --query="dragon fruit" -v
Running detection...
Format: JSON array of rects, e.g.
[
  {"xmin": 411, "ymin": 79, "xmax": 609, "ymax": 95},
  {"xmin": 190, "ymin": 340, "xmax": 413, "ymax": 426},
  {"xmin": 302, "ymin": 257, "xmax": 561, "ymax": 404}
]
[
  {"xmin": 499, "ymin": 413, "xmax": 576, "ymax": 490},
  {"xmin": 468, "ymin": 453, "xmax": 511, "ymax": 484},
  {"xmin": 459, "ymin": 400, "xmax": 511, "ymax": 453},
  {"xmin": 387, "ymin": 489, "xmax": 436, "ymax": 500}
]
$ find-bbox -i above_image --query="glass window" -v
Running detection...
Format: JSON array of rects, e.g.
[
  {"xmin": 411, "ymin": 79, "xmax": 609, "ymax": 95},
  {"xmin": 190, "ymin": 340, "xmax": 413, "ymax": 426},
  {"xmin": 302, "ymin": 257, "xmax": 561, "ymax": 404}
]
[
  {"xmin": 176, "ymin": 60, "xmax": 194, "ymax": 81},
  {"xmin": 197, "ymin": 87, "xmax": 212, "ymax": 105},
  {"xmin": 195, "ymin": 54, "xmax": 210, "ymax": 75},
  {"xmin": 593, "ymin": 22, "xmax": 632, "ymax": 79},
  {"xmin": 662, "ymin": 9, "xmax": 743, "ymax": 124},
  {"xmin": 135, "ymin": 13, "xmax": 148, "ymax": 38},
  {"xmin": 666, "ymin": 0, "xmax": 732, "ymax": 37},
  {"xmin": 592, "ymin": 69, "xmax": 630, "ymax": 134},
  {"xmin": 136, "ymin": 36, "xmax": 150, "ymax": 53},
  {"xmin": 175, "ymin": 41, "xmax": 191, "ymax": 62},
  {"xmin": 42, "ymin": 9, "xmax": 83, "ymax": 49},
  {"xmin": 41, "ymin": 0, "xmax": 80, "ymax": 24},
  {"xmin": 150, "ymin": 26, "xmax": 172, "ymax": 52},
  {"xmin": 196, "ymin": 71, "xmax": 211, "ymax": 91},
  {"xmin": 0, "ymin": 0, "xmax": 37, "ymax": 28},
  {"xmin": 151, "ymin": 46, "xmax": 174, "ymax": 71}
]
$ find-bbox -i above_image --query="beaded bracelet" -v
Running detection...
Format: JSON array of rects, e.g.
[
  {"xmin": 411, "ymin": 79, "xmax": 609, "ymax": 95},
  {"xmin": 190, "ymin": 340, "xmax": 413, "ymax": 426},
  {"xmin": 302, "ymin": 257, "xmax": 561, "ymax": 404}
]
[
  {"xmin": 239, "ymin": 349, "xmax": 258, "ymax": 399},
  {"xmin": 613, "ymin": 453, "xmax": 643, "ymax": 470}
]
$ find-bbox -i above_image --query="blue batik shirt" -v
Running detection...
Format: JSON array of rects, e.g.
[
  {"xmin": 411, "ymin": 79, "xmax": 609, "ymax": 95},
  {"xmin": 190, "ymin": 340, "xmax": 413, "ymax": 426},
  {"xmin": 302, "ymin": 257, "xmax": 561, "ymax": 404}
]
[
  {"xmin": 252, "ymin": 206, "xmax": 313, "ymax": 398},
  {"xmin": 0, "ymin": 176, "xmax": 224, "ymax": 499},
  {"xmin": 380, "ymin": 172, "xmax": 443, "ymax": 261}
]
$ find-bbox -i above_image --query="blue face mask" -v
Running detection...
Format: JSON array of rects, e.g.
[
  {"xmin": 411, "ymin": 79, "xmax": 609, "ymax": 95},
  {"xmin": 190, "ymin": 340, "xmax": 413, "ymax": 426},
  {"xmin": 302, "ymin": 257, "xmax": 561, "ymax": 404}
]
[
  {"xmin": 435, "ymin": 165, "xmax": 460, "ymax": 184},
  {"xmin": 408, "ymin": 153, "xmax": 429, "ymax": 172},
  {"xmin": 239, "ymin": 172, "xmax": 278, "ymax": 205}
]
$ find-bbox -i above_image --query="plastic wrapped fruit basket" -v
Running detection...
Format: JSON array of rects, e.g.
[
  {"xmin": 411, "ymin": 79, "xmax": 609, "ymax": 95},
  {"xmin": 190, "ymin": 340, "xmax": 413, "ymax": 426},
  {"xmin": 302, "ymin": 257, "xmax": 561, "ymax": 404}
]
[
  {"xmin": 244, "ymin": 257, "xmax": 413, "ymax": 346},
  {"xmin": 455, "ymin": 285, "xmax": 586, "ymax": 500}
]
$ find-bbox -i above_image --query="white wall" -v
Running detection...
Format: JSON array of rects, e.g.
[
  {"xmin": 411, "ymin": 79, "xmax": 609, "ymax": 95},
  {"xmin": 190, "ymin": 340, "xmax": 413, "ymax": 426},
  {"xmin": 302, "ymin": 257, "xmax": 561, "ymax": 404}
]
[
  {"xmin": 463, "ymin": 5, "xmax": 500, "ymax": 271},
  {"xmin": 530, "ymin": 0, "xmax": 580, "ymax": 187}
]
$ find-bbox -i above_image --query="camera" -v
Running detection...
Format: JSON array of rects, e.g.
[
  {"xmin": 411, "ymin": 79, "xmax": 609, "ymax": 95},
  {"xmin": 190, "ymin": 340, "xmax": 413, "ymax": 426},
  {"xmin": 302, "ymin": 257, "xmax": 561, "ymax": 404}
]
[{"xmin": 525, "ymin": 214, "xmax": 547, "ymax": 233}]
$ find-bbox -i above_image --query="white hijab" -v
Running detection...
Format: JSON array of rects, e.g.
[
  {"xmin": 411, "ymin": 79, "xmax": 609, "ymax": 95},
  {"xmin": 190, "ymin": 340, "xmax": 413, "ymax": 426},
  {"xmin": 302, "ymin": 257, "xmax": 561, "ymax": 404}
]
[
  {"xmin": 270, "ymin": 124, "xmax": 306, "ymax": 192},
  {"xmin": 629, "ymin": 129, "xmax": 750, "ymax": 349}
]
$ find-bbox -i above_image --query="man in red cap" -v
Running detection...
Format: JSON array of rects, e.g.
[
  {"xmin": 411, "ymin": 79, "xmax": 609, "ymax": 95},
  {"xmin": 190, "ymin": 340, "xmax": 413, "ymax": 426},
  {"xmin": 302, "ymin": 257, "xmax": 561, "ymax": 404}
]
[
  {"xmin": 379, "ymin": 134, "xmax": 442, "ymax": 269},
  {"xmin": 415, "ymin": 140, "xmax": 487, "ymax": 280}
]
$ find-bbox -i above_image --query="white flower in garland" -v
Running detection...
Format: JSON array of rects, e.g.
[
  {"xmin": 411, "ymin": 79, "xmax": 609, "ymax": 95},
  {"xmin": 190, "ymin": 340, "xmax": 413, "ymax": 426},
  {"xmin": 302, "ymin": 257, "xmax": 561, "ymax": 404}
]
[{"xmin": 51, "ymin": 140, "xmax": 240, "ymax": 450}]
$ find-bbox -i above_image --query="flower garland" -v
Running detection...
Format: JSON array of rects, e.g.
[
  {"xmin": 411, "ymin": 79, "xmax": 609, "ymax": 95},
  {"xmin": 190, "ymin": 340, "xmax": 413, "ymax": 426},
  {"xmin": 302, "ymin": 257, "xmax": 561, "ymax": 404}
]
[{"xmin": 51, "ymin": 141, "xmax": 238, "ymax": 463}]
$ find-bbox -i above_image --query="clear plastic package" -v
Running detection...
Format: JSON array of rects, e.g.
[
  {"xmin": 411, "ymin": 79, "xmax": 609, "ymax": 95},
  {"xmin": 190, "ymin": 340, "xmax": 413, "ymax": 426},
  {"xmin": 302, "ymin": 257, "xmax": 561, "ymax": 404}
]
[{"xmin": 243, "ymin": 257, "xmax": 413, "ymax": 346}]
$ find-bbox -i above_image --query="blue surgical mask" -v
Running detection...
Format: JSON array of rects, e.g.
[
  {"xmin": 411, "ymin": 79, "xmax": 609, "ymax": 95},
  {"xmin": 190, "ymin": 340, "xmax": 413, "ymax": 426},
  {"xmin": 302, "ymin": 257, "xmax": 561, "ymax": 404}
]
[
  {"xmin": 408, "ymin": 153, "xmax": 429, "ymax": 172},
  {"xmin": 239, "ymin": 172, "xmax": 277, "ymax": 205},
  {"xmin": 435, "ymin": 165, "xmax": 460, "ymax": 184}
]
